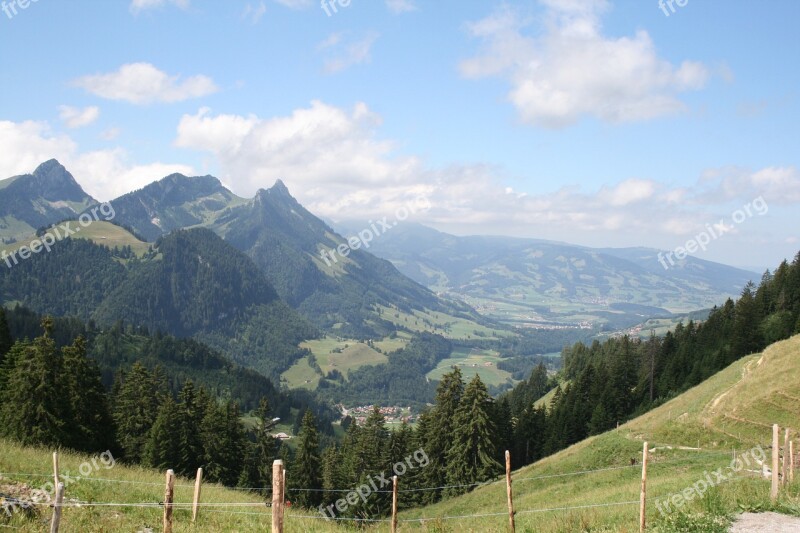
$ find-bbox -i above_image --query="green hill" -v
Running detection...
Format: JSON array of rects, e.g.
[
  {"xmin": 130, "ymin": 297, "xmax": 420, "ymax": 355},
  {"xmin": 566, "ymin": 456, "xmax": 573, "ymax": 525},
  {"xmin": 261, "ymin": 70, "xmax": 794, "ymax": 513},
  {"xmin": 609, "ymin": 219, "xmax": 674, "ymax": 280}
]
[
  {"xmin": 4, "ymin": 336, "xmax": 799, "ymax": 531},
  {"xmin": 396, "ymin": 334, "xmax": 800, "ymax": 532}
]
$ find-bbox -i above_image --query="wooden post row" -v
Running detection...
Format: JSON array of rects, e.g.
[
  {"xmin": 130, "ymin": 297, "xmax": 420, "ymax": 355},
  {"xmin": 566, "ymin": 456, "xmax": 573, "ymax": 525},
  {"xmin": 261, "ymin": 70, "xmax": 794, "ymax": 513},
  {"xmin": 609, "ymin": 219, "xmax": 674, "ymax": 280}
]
[
  {"xmin": 163, "ymin": 469, "xmax": 175, "ymax": 533},
  {"xmin": 49, "ymin": 482, "xmax": 64, "ymax": 533},
  {"xmin": 640, "ymin": 442, "xmax": 648, "ymax": 533},
  {"xmin": 772, "ymin": 424, "xmax": 780, "ymax": 502},
  {"xmin": 192, "ymin": 467, "xmax": 203, "ymax": 523},
  {"xmin": 391, "ymin": 475, "xmax": 399, "ymax": 533},
  {"xmin": 272, "ymin": 460, "xmax": 284, "ymax": 533},
  {"xmin": 506, "ymin": 450, "xmax": 515, "ymax": 533}
]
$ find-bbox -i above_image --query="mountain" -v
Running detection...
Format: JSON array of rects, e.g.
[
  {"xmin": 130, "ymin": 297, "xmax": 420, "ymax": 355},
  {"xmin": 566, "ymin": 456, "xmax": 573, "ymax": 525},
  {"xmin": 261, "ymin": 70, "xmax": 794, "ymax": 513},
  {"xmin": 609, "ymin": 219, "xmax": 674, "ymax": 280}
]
[
  {"xmin": 107, "ymin": 172, "xmax": 486, "ymax": 338},
  {"xmin": 0, "ymin": 225, "xmax": 316, "ymax": 379},
  {"xmin": 337, "ymin": 222, "xmax": 757, "ymax": 330},
  {"xmin": 106, "ymin": 173, "xmax": 248, "ymax": 241},
  {"xmin": 0, "ymin": 160, "xmax": 97, "ymax": 243}
]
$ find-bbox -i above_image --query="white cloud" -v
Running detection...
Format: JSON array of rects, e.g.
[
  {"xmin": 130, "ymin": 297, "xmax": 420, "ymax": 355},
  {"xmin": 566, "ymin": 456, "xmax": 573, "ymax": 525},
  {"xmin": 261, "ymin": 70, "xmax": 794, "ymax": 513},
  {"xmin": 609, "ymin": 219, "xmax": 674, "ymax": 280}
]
[
  {"xmin": 58, "ymin": 105, "xmax": 100, "ymax": 129},
  {"xmin": 242, "ymin": 1, "xmax": 267, "ymax": 24},
  {"xmin": 699, "ymin": 166, "xmax": 800, "ymax": 205},
  {"xmin": 321, "ymin": 32, "xmax": 379, "ymax": 74},
  {"xmin": 386, "ymin": 0, "xmax": 417, "ymax": 14},
  {"xmin": 174, "ymin": 101, "xmax": 779, "ymax": 246},
  {"xmin": 0, "ymin": 119, "xmax": 192, "ymax": 201},
  {"xmin": 73, "ymin": 63, "xmax": 218, "ymax": 105},
  {"xmin": 130, "ymin": 0, "xmax": 189, "ymax": 14},
  {"xmin": 317, "ymin": 32, "xmax": 343, "ymax": 51},
  {"xmin": 460, "ymin": 2, "xmax": 710, "ymax": 128}
]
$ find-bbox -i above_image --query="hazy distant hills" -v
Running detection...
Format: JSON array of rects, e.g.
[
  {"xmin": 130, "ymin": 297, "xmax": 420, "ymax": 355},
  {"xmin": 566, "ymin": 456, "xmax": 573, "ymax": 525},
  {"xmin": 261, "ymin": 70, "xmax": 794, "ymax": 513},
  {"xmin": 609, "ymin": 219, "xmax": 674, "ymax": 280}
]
[
  {"xmin": 336, "ymin": 222, "xmax": 757, "ymax": 330},
  {"xmin": 0, "ymin": 160, "xmax": 97, "ymax": 243}
]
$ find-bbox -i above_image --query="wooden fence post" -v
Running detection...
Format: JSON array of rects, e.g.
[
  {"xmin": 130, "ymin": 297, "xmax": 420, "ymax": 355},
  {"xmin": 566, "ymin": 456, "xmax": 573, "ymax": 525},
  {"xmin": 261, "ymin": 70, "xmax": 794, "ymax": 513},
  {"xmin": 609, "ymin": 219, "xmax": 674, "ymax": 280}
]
[
  {"xmin": 163, "ymin": 469, "xmax": 175, "ymax": 533},
  {"xmin": 506, "ymin": 450, "xmax": 515, "ymax": 533},
  {"xmin": 772, "ymin": 424, "xmax": 780, "ymax": 502},
  {"xmin": 391, "ymin": 475, "xmax": 398, "ymax": 533},
  {"xmin": 782, "ymin": 429, "xmax": 790, "ymax": 486},
  {"xmin": 790, "ymin": 440, "xmax": 795, "ymax": 483},
  {"xmin": 192, "ymin": 467, "xmax": 203, "ymax": 523},
  {"xmin": 49, "ymin": 482, "xmax": 64, "ymax": 533},
  {"xmin": 52, "ymin": 452, "xmax": 59, "ymax": 492},
  {"xmin": 640, "ymin": 442, "xmax": 649, "ymax": 533},
  {"xmin": 272, "ymin": 460, "xmax": 284, "ymax": 533}
]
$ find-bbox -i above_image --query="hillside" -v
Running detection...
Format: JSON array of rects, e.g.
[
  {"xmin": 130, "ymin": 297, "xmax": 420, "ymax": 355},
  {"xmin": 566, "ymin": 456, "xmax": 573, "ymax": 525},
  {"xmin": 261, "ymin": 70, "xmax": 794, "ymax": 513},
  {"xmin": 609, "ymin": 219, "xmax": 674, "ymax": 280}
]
[
  {"xmin": 3, "ymin": 336, "xmax": 799, "ymax": 531},
  {"xmin": 104, "ymin": 170, "xmax": 488, "ymax": 339},
  {"xmin": 395, "ymin": 334, "xmax": 800, "ymax": 532},
  {"xmin": 0, "ymin": 226, "xmax": 316, "ymax": 380},
  {"xmin": 0, "ymin": 441, "xmax": 331, "ymax": 532},
  {"xmin": 350, "ymin": 222, "xmax": 756, "ymax": 331}
]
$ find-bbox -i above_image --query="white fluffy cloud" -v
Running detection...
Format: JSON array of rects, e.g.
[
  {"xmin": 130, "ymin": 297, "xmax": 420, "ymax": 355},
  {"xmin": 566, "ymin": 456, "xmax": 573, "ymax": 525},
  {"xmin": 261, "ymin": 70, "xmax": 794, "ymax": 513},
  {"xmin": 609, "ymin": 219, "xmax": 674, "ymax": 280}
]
[
  {"xmin": 173, "ymin": 100, "xmax": 791, "ymax": 248},
  {"xmin": 0, "ymin": 119, "xmax": 192, "ymax": 200},
  {"xmin": 73, "ymin": 63, "xmax": 218, "ymax": 105},
  {"xmin": 460, "ymin": 1, "xmax": 710, "ymax": 127},
  {"xmin": 58, "ymin": 105, "xmax": 100, "ymax": 129}
]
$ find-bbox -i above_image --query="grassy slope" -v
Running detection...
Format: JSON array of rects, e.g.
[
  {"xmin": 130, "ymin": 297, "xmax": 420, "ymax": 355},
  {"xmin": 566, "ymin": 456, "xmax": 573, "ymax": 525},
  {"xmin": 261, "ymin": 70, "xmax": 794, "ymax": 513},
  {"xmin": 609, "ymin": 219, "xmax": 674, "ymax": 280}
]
[
  {"xmin": 3, "ymin": 336, "xmax": 800, "ymax": 532},
  {"xmin": 0, "ymin": 221, "xmax": 150, "ymax": 257},
  {"xmin": 394, "ymin": 334, "xmax": 800, "ymax": 532},
  {"xmin": 426, "ymin": 347, "xmax": 514, "ymax": 388},
  {"xmin": 0, "ymin": 443, "xmax": 330, "ymax": 532}
]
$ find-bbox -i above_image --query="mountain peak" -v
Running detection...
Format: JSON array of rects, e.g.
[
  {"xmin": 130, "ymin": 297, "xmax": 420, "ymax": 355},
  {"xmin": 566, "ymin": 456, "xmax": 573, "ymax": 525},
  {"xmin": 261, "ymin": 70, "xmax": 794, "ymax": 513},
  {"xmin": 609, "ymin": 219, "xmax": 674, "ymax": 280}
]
[
  {"xmin": 267, "ymin": 179, "xmax": 292, "ymax": 197},
  {"xmin": 33, "ymin": 159, "xmax": 68, "ymax": 177},
  {"xmin": 28, "ymin": 159, "xmax": 95, "ymax": 203}
]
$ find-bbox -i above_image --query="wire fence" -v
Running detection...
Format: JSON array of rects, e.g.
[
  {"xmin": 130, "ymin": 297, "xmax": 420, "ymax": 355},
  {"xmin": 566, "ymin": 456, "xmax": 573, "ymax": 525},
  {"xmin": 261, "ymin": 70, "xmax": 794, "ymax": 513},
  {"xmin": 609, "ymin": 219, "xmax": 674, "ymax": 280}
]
[{"xmin": 1, "ymin": 438, "xmax": 793, "ymax": 531}]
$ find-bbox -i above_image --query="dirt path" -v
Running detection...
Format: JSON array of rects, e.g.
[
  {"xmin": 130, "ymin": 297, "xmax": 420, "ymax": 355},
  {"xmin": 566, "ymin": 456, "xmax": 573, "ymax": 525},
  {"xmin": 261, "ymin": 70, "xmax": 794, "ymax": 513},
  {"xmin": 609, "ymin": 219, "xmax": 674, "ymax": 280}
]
[{"xmin": 729, "ymin": 512, "xmax": 800, "ymax": 532}]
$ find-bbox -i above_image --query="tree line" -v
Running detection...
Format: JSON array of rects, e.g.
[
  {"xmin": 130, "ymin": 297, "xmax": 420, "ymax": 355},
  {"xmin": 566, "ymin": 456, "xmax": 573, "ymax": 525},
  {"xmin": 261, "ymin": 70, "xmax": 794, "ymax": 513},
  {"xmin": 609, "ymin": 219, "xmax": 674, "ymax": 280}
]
[{"xmin": 503, "ymin": 252, "xmax": 800, "ymax": 469}]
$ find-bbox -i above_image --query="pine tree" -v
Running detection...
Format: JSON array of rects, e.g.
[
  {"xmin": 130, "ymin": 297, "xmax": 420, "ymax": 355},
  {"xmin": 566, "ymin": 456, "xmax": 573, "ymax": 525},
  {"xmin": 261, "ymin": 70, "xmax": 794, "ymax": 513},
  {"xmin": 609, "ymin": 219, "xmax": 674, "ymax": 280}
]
[
  {"xmin": 292, "ymin": 410, "xmax": 322, "ymax": 508},
  {"xmin": 0, "ymin": 318, "xmax": 71, "ymax": 447},
  {"xmin": 421, "ymin": 367, "xmax": 463, "ymax": 503},
  {"xmin": 144, "ymin": 396, "xmax": 182, "ymax": 471},
  {"xmin": 0, "ymin": 308, "xmax": 12, "ymax": 358},
  {"xmin": 176, "ymin": 380, "xmax": 207, "ymax": 476},
  {"xmin": 202, "ymin": 401, "xmax": 246, "ymax": 486},
  {"xmin": 445, "ymin": 375, "xmax": 502, "ymax": 496},
  {"xmin": 61, "ymin": 336, "xmax": 116, "ymax": 452},
  {"xmin": 112, "ymin": 362, "xmax": 167, "ymax": 462}
]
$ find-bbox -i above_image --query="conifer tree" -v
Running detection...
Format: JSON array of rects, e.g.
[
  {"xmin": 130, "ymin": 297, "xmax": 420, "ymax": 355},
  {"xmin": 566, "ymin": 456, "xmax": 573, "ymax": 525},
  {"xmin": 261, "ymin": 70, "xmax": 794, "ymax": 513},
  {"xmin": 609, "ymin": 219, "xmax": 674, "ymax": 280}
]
[
  {"xmin": 61, "ymin": 336, "xmax": 116, "ymax": 452},
  {"xmin": 445, "ymin": 375, "xmax": 501, "ymax": 496},
  {"xmin": 202, "ymin": 401, "xmax": 246, "ymax": 486},
  {"xmin": 113, "ymin": 362, "xmax": 167, "ymax": 462},
  {"xmin": 0, "ymin": 318, "xmax": 71, "ymax": 447},
  {"xmin": 0, "ymin": 308, "xmax": 12, "ymax": 358},
  {"xmin": 292, "ymin": 410, "xmax": 322, "ymax": 508},
  {"xmin": 420, "ymin": 367, "xmax": 463, "ymax": 503},
  {"xmin": 144, "ymin": 396, "xmax": 182, "ymax": 471}
]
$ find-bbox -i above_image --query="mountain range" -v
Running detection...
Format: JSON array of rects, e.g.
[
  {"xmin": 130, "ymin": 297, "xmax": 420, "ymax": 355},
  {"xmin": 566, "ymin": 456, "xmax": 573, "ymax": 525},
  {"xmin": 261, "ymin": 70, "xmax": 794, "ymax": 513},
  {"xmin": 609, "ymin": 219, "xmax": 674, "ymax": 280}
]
[{"xmin": 0, "ymin": 160, "xmax": 759, "ymax": 380}]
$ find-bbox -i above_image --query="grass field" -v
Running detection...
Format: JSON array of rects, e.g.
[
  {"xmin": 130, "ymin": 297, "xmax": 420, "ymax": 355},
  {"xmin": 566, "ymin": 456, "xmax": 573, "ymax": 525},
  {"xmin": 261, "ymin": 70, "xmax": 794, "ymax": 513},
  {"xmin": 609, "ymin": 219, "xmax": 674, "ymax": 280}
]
[
  {"xmin": 0, "ymin": 221, "xmax": 151, "ymax": 259},
  {"xmin": 426, "ymin": 347, "xmax": 514, "ymax": 388},
  {"xmin": 393, "ymin": 334, "xmax": 800, "ymax": 532},
  {"xmin": 4, "ymin": 336, "xmax": 800, "ymax": 532},
  {"xmin": 0, "ymin": 441, "xmax": 330, "ymax": 532},
  {"xmin": 282, "ymin": 336, "xmax": 395, "ymax": 390},
  {"xmin": 376, "ymin": 305, "xmax": 513, "ymax": 341}
]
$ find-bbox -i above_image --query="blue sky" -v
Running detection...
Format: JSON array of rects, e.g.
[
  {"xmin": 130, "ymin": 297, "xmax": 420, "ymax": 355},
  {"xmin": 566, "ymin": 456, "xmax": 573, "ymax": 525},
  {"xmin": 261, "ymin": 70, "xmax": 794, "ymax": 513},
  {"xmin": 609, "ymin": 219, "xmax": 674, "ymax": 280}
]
[{"xmin": 0, "ymin": 0, "xmax": 798, "ymax": 270}]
